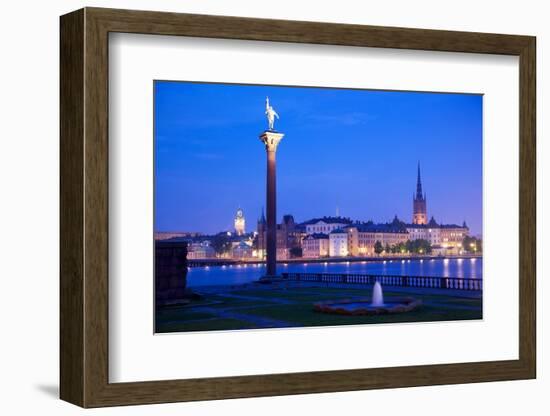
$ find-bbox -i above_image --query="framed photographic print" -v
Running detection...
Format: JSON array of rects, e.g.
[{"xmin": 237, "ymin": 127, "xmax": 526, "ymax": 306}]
[{"xmin": 60, "ymin": 7, "xmax": 536, "ymax": 408}]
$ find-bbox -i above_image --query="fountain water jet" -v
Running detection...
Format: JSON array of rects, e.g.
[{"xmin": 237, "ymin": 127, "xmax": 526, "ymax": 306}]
[
  {"xmin": 314, "ymin": 280, "xmax": 421, "ymax": 316},
  {"xmin": 371, "ymin": 281, "xmax": 385, "ymax": 307}
]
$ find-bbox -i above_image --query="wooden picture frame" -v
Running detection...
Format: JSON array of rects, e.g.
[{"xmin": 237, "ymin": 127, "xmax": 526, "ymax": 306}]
[{"xmin": 60, "ymin": 7, "xmax": 536, "ymax": 408}]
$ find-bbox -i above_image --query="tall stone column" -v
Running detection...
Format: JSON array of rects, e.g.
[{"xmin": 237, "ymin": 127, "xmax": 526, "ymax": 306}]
[{"xmin": 259, "ymin": 131, "xmax": 285, "ymax": 277}]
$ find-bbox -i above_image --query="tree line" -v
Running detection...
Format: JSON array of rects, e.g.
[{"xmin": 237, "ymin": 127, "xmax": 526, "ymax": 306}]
[{"xmin": 373, "ymin": 236, "xmax": 482, "ymax": 255}]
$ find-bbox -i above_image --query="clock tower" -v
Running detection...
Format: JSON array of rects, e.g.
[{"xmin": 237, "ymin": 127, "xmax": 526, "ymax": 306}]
[{"xmin": 234, "ymin": 208, "xmax": 245, "ymax": 236}]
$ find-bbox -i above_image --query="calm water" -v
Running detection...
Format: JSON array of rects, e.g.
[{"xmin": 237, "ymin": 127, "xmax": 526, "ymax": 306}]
[{"xmin": 187, "ymin": 258, "xmax": 483, "ymax": 287}]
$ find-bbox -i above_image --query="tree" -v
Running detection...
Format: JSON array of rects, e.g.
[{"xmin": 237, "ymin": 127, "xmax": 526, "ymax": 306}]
[
  {"xmin": 419, "ymin": 239, "xmax": 432, "ymax": 254},
  {"xmin": 394, "ymin": 242, "xmax": 407, "ymax": 254},
  {"xmin": 411, "ymin": 238, "xmax": 432, "ymax": 254},
  {"xmin": 384, "ymin": 243, "xmax": 391, "ymax": 254},
  {"xmin": 374, "ymin": 241, "xmax": 384, "ymax": 255},
  {"xmin": 289, "ymin": 247, "xmax": 303, "ymax": 258},
  {"xmin": 462, "ymin": 236, "xmax": 482, "ymax": 253},
  {"xmin": 210, "ymin": 233, "xmax": 232, "ymax": 255}
]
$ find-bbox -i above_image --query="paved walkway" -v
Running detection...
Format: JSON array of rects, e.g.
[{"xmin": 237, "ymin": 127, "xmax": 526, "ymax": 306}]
[
  {"xmin": 159, "ymin": 303, "xmax": 295, "ymax": 328},
  {"xmin": 209, "ymin": 292, "xmax": 294, "ymax": 305},
  {"xmin": 192, "ymin": 306, "xmax": 294, "ymax": 328},
  {"xmin": 422, "ymin": 300, "xmax": 481, "ymax": 311}
]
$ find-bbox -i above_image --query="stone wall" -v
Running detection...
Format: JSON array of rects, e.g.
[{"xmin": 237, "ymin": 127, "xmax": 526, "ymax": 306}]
[{"xmin": 155, "ymin": 240, "xmax": 190, "ymax": 306}]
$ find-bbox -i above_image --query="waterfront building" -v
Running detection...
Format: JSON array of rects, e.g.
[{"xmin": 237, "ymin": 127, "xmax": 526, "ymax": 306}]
[
  {"xmin": 329, "ymin": 228, "xmax": 349, "ymax": 257},
  {"xmin": 257, "ymin": 213, "xmax": 306, "ymax": 260},
  {"xmin": 277, "ymin": 215, "xmax": 307, "ymax": 259},
  {"xmin": 277, "ymin": 215, "xmax": 295, "ymax": 249},
  {"xmin": 406, "ymin": 217, "xmax": 441, "ymax": 245},
  {"xmin": 280, "ymin": 215, "xmax": 306, "ymax": 254},
  {"xmin": 253, "ymin": 162, "xmax": 470, "ymax": 259},
  {"xmin": 276, "ymin": 247, "xmax": 289, "ymax": 260},
  {"xmin": 187, "ymin": 242, "xmax": 216, "ymax": 259},
  {"xmin": 408, "ymin": 164, "xmax": 469, "ymax": 249},
  {"xmin": 234, "ymin": 207, "xmax": 245, "ymax": 236},
  {"xmin": 440, "ymin": 221, "xmax": 470, "ymax": 248},
  {"xmin": 302, "ymin": 233, "xmax": 330, "ymax": 258},
  {"xmin": 432, "ymin": 244, "xmax": 461, "ymax": 256},
  {"xmin": 256, "ymin": 208, "xmax": 267, "ymax": 259},
  {"xmin": 154, "ymin": 231, "xmax": 201, "ymax": 241},
  {"xmin": 231, "ymin": 241, "xmax": 254, "ymax": 260},
  {"xmin": 347, "ymin": 217, "xmax": 410, "ymax": 256},
  {"xmin": 276, "ymin": 215, "xmax": 291, "ymax": 260},
  {"xmin": 405, "ymin": 217, "xmax": 468, "ymax": 248},
  {"xmin": 303, "ymin": 216, "xmax": 353, "ymax": 235},
  {"xmin": 412, "ymin": 163, "xmax": 428, "ymax": 225}
]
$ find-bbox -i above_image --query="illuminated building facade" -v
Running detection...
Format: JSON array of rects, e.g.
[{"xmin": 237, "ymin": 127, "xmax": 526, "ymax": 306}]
[
  {"xmin": 154, "ymin": 231, "xmax": 202, "ymax": 240},
  {"xmin": 231, "ymin": 241, "xmax": 254, "ymax": 260},
  {"xmin": 304, "ymin": 217, "xmax": 353, "ymax": 235},
  {"xmin": 256, "ymin": 213, "xmax": 306, "ymax": 260},
  {"xmin": 252, "ymin": 163, "xmax": 470, "ymax": 259},
  {"xmin": 329, "ymin": 228, "xmax": 349, "ymax": 257},
  {"xmin": 256, "ymin": 208, "xmax": 267, "ymax": 259},
  {"xmin": 187, "ymin": 242, "xmax": 216, "ymax": 259},
  {"xmin": 302, "ymin": 233, "xmax": 330, "ymax": 258},
  {"xmin": 347, "ymin": 218, "xmax": 410, "ymax": 256},
  {"xmin": 406, "ymin": 217, "xmax": 442, "ymax": 246},
  {"xmin": 234, "ymin": 207, "xmax": 245, "ymax": 236},
  {"xmin": 439, "ymin": 222, "xmax": 470, "ymax": 248}
]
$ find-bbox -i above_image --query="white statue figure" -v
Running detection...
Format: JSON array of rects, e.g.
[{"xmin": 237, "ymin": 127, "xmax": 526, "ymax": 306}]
[{"xmin": 265, "ymin": 96, "xmax": 279, "ymax": 131}]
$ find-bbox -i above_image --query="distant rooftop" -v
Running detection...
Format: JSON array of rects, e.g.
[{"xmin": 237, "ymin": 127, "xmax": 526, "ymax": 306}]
[
  {"xmin": 351, "ymin": 223, "xmax": 409, "ymax": 234},
  {"xmin": 348, "ymin": 215, "xmax": 409, "ymax": 233},
  {"xmin": 302, "ymin": 216, "xmax": 353, "ymax": 225},
  {"xmin": 304, "ymin": 233, "xmax": 329, "ymax": 240},
  {"xmin": 405, "ymin": 217, "xmax": 468, "ymax": 229}
]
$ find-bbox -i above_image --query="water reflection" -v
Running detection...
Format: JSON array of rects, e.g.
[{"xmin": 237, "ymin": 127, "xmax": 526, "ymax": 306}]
[{"xmin": 186, "ymin": 258, "xmax": 483, "ymax": 287}]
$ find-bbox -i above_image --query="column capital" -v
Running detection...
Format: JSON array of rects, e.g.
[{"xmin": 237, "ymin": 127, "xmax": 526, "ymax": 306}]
[{"xmin": 259, "ymin": 130, "xmax": 285, "ymax": 152}]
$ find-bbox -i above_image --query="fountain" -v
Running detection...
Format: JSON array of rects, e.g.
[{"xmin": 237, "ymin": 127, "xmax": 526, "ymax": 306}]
[
  {"xmin": 313, "ymin": 281, "xmax": 421, "ymax": 316},
  {"xmin": 371, "ymin": 281, "xmax": 385, "ymax": 307}
]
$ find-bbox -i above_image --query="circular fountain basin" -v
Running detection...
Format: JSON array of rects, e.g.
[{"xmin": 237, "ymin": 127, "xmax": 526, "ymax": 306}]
[{"xmin": 314, "ymin": 297, "xmax": 421, "ymax": 316}]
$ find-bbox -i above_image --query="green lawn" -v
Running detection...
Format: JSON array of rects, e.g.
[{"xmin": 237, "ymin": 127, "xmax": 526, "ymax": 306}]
[
  {"xmin": 242, "ymin": 303, "xmax": 481, "ymax": 327},
  {"xmin": 156, "ymin": 309, "xmax": 214, "ymax": 322},
  {"xmin": 155, "ymin": 285, "xmax": 482, "ymax": 333}
]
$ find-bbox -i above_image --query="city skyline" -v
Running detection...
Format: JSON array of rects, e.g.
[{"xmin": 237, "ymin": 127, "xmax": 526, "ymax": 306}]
[{"xmin": 155, "ymin": 81, "xmax": 482, "ymax": 235}]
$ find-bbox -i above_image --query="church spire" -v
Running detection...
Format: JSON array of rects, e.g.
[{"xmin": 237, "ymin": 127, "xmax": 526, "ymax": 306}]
[
  {"xmin": 416, "ymin": 161, "xmax": 424, "ymax": 200},
  {"xmin": 412, "ymin": 162, "xmax": 428, "ymax": 225}
]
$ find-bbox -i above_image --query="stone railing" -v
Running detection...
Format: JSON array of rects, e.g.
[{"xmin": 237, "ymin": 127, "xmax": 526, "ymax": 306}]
[{"xmin": 281, "ymin": 272, "xmax": 482, "ymax": 291}]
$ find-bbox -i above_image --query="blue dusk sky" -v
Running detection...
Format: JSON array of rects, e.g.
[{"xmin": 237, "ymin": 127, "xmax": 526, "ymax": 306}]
[{"xmin": 154, "ymin": 81, "xmax": 482, "ymax": 235}]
